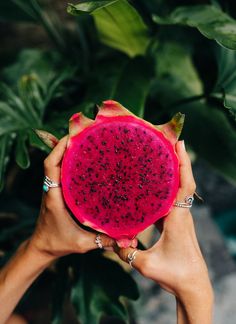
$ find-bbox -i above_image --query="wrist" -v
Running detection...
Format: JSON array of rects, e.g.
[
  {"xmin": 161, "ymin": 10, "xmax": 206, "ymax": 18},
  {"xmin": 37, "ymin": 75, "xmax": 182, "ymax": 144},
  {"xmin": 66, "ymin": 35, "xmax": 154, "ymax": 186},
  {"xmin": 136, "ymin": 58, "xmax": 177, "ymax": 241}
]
[{"xmin": 26, "ymin": 237, "xmax": 58, "ymax": 266}]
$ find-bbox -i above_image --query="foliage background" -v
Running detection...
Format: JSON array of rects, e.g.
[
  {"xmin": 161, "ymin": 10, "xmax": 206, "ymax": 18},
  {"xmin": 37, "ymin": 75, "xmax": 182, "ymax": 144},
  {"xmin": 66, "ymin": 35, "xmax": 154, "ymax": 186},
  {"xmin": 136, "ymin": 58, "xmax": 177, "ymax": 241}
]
[{"xmin": 0, "ymin": 0, "xmax": 236, "ymax": 323}]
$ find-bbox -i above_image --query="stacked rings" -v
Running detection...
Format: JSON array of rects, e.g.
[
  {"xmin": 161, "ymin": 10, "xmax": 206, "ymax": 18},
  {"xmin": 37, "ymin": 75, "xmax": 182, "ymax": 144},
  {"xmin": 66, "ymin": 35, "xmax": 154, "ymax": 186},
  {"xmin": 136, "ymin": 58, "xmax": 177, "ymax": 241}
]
[
  {"xmin": 174, "ymin": 195, "xmax": 194, "ymax": 208},
  {"xmin": 43, "ymin": 176, "xmax": 61, "ymax": 193},
  {"xmin": 95, "ymin": 234, "xmax": 103, "ymax": 249}
]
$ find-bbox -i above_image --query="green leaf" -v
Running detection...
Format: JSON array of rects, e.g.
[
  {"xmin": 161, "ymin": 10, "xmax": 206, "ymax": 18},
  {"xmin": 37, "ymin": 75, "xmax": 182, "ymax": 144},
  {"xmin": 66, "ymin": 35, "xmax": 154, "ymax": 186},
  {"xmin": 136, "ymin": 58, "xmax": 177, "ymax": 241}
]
[
  {"xmin": 151, "ymin": 42, "xmax": 236, "ymax": 182},
  {"xmin": 0, "ymin": 49, "xmax": 75, "ymax": 191},
  {"xmin": 84, "ymin": 55, "xmax": 153, "ymax": 118},
  {"xmin": 0, "ymin": 0, "xmax": 37, "ymax": 22},
  {"xmin": 71, "ymin": 252, "xmax": 139, "ymax": 324},
  {"xmin": 153, "ymin": 5, "xmax": 236, "ymax": 50},
  {"xmin": 112, "ymin": 56, "xmax": 153, "ymax": 117},
  {"xmin": 67, "ymin": 0, "xmax": 117, "ymax": 14},
  {"xmin": 15, "ymin": 132, "xmax": 30, "ymax": 169},
  {"xmin": 213, "ymin": 46, "xmax": 236, "ymax": 120},
  {"xmin": 181, "ymin": 101, "xmax": 236, "ymax": 183},
  {"xmin": 2, "ymin": 49, "xmax": 62, "ymax": 87},
  {"xmin": 68, "ymin": 0, "xmax": 151, "ymax": 57},
  {"xmin": 149, "ymin": 42, "xmax": 203, "ymax": 109},
  {"xmin": 51, "ymin": 258, "xmax": 71, "ymax": 324},
  {"xmin": 0, "ymin": 135, "xmax": 13, "ymax": 191}
]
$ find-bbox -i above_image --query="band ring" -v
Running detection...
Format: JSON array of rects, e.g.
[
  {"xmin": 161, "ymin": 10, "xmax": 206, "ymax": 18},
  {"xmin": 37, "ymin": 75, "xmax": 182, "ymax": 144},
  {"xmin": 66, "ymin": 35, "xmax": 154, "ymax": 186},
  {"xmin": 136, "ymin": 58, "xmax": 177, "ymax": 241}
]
[
  {"xmin": 127, "ymin": 249, "xmax": 139, "ymax": 268},
  {"xmin": 43, "ymin": 176, "xmax": 61, "ymax": 193},
  {"xmin": 95, "ymin": 234, "xmax": 103, "ymax": 249},
  {"xmin": 174, "ymin": 195, "xmax": 194, "ymax": 208}
]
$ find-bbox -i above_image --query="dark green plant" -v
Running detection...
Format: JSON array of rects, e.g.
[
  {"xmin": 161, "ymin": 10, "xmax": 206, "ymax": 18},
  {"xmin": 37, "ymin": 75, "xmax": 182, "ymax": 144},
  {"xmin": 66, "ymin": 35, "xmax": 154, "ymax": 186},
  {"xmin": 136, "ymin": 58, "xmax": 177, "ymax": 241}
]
[{"xmin": 1, "ymin": 0, "xmax": 236, "ymax": 322}]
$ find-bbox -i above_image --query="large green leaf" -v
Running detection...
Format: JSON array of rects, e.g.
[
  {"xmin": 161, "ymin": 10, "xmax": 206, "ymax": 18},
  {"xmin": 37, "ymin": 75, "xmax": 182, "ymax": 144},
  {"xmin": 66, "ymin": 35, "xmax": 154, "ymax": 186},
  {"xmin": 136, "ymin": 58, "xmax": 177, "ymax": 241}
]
[
  {"xmin": 0, "ymin": 49, "xmax": 75, "ymax": 191},
  {"xmin": 71, "ymin": 252, "xmax": 139, "ymax": 324},
  {"xmin": 68, "ymin": 0, "xmax": 151, "ymax": 57},
  {"xmin": 213, "ymin": 46, "xmax": 236, "ymax": 120},
  {"xmin": 150, "ymin": 42, "xmax": 236, "ymax": 182},
  {"xmin": 83, "ymin": 55, "xmax": 153, "ymax": 118},
  {"xmin": 112, "ymin": 56, "xmax": 153, "ymax": 117},
  {"xmin": 148, "ymin": 41, "xmax": 203, "ymax": 115},
  {"xmin": 178, "ymin": 101, "xmax": 236, "ymax": 182},
  {"xmin": 153, "ymin": 5, "xmax": 236, "ymax": 50}
]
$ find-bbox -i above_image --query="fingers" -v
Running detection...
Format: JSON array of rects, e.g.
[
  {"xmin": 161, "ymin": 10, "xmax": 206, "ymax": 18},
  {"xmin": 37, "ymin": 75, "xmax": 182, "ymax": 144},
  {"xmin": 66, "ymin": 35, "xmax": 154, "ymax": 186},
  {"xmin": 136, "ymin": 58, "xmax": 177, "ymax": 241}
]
[
  {"xmin": 43, "ymin": 136, "xmax": 68, "ymax": 182},
  {"xmin": 81, "ymin": 231, "xmax": 116, "ymax": 252},
  {"xmin": 115, "ymin": 247, "xmax": 145, "ymax": 272},
  {"xmin": 175, "ymin": 141, "xmax": 196, "ymax": 199},
  {"xmin": 116, "ymin": 238, "xmax": 138, "ymax": 248}
]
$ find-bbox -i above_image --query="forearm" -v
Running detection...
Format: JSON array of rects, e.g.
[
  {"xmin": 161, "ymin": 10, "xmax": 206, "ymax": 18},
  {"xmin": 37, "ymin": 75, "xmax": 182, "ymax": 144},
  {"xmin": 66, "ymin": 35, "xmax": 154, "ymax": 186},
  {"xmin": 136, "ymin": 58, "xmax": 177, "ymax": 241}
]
[
  {"xmin": 176, "ymin": 298, "xmax": 188, "ymax": 324},
  {"xmin": 178, "ymin": 285, "xmax": 214, "ymax": 324},
  {"xmin": 0, "ymin": 239, "xmax": 55, "ymax": 323}
]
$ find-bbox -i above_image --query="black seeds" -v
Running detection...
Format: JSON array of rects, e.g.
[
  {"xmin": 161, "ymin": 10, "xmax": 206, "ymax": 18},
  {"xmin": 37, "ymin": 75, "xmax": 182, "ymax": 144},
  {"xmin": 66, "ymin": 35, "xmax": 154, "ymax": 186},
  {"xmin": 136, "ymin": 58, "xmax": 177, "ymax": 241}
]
[
  {"xmin": 116, "ymin": 161, "xmax": 122, "ymax": 168},
  {"xmin": 123, "ymin": 128, "xmax": 129, "ymax": 134},
  {"xmin": 102, "ymin": 141, "xmax": 107, "ymax": 146},
  {"xmin": 139, "ymin": 184, "xmax": 143, "ymax": 189}
]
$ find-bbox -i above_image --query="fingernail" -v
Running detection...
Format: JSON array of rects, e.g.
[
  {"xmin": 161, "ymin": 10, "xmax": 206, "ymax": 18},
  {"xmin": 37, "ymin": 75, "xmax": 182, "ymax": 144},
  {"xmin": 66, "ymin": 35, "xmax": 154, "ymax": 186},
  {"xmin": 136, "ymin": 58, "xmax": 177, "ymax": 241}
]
[{"xmin": 182, "ymin": 140, "xmax": 185, "ymax": 151}]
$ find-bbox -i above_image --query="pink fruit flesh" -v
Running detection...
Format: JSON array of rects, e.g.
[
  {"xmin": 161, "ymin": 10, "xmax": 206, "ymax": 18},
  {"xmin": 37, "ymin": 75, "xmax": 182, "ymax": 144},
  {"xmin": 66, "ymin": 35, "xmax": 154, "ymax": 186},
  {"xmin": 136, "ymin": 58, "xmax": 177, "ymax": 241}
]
[{"xmin": 61, "ymin": 112, "xmax": 179, "ymax": 241}]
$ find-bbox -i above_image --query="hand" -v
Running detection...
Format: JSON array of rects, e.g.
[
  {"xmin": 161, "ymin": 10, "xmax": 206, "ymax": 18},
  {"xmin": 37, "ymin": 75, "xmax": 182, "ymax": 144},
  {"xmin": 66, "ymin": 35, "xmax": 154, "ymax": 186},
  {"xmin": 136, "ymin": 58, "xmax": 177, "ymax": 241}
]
[
  {"xmin": 115, "ymin": 141, "xmax": 214, "ymax": 323},
  {"xmin": 29, "ymin": 136, "xmax": 115, "ymax": 260}
]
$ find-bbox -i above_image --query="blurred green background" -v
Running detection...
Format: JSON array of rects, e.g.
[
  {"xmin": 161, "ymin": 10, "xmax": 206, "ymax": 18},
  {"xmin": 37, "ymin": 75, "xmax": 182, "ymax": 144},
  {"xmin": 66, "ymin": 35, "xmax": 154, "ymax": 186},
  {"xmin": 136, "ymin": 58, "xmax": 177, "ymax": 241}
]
[{"xmin": 0, "ymin": 0, "xmax": 236, "ymax": 323}]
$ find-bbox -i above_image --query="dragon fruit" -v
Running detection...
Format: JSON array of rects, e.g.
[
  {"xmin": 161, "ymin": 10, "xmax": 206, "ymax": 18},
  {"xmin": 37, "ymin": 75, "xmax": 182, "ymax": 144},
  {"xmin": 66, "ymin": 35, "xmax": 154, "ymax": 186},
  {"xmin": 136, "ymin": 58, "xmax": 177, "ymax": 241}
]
[{"xmin": 36, "ymin": 100, "xmax": 184, "ymax": 246}]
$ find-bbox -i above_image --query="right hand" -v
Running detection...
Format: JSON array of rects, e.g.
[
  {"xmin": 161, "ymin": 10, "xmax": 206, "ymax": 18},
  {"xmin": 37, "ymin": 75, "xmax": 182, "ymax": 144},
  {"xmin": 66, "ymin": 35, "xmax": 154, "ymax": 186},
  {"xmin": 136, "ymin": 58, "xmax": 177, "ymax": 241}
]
[{"xmin": 115, "ymin": 141, "xmax": 213, "ymax": 301}]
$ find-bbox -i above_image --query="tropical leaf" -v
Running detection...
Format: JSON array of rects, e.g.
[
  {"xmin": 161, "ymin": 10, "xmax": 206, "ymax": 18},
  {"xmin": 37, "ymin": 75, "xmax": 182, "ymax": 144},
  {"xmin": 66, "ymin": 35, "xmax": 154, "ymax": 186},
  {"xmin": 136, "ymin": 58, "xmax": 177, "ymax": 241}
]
[
  {"xmin": 71, "ymin": 252, "xmax": 139, "ymax": 324},
  {"xmin": 83, "ymin": 54, "xmax": 153, "ymax": 118},
  {"xmin": 0, "ymin": 49, "xmax": 75, "ymax": 191},
  {"xmin": 68, "ymin": 0, "xmax": 151, "ymax": 57},
  {"xmin": 0, "ymin": 135, "xmax": 13, "ymax": 191},
  {"xmin": 150, "ymin": 41, "xmax": 236, "ymax": 182},
  {"xmin": 153, "ymin": 5, "xmax": 236, "ymax": 50},
  {"xmin": 112, "ymin": 56, "xmax": 153, "ymax": 117},
  {"xmin": 213, "ymin": 46, "xmax": 236, "ymax": 120},
  {"xmin": 0, "ymin": 0, "xmax": 36, "ymax": 22}
]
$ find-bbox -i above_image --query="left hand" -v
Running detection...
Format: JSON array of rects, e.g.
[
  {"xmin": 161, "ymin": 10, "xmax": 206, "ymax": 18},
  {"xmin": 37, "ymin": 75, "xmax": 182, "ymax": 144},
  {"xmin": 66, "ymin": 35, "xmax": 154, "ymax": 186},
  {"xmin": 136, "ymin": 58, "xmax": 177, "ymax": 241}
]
[{"xmin": 29, "ymin": 136, "xmax": 115, "ymax": 260}]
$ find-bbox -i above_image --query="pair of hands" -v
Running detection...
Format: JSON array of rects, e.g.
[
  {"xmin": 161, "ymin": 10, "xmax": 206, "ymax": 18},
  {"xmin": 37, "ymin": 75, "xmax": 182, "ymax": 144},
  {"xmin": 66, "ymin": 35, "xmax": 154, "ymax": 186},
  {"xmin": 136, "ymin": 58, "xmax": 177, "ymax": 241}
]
[{"xmin": 29, "ymin": 137, "xmax": 213, "ymax": 304}]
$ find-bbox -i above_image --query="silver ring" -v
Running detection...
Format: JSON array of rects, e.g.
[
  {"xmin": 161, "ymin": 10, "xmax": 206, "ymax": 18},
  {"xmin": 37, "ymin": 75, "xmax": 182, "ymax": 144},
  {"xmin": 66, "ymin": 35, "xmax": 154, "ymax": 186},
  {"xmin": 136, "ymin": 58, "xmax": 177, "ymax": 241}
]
[
  {"xmin": 43, "ymin": 176, "xmax": 60, "ymax": 193},
  {"xmin": 127, "ymin": 249, "xmax": 139, "ymax": 268},
  {"xmin": 174, "ymin": 195, "xmax": 194, "ymax": 208},
  {"xmin": 95, "ymin": 234, "xmax": 103, "ymax": 249}
]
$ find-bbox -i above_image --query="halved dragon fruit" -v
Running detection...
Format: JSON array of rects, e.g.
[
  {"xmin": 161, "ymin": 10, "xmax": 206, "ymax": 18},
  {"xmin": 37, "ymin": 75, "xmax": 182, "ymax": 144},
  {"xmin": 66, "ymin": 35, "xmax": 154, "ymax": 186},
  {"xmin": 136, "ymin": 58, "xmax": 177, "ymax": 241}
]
[{"xmin": 59, "ymin": 100, "xmax": 184, "ymax": 245}]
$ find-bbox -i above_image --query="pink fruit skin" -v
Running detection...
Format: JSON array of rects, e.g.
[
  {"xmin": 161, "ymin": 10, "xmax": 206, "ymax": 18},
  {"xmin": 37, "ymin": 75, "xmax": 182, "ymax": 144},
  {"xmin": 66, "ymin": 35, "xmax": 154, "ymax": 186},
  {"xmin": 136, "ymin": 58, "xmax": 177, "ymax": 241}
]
[{"xmin": 61, "ymin": 107, "xmax": 180, "ymax": 241}]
